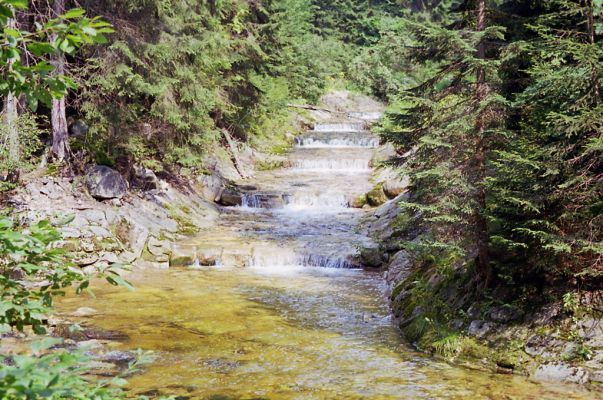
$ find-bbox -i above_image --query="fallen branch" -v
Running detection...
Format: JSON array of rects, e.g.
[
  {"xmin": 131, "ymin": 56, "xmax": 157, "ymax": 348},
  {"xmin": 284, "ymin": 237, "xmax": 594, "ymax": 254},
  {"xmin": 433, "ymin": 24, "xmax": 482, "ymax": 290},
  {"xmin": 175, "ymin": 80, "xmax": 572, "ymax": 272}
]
[
  {"xmin": 287, "ymin": 104, "xmax": 347, "ymax": 115},
  {"xmin": 222, "ymin": 129, "xmax": 250, "ymax": 180}
]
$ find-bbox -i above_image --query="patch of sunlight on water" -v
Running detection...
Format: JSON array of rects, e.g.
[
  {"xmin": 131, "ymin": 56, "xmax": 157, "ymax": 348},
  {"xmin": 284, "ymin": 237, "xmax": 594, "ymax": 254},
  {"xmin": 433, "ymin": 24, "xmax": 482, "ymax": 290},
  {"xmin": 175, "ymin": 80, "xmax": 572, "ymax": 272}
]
[{"xmin": 58, "ymin": 268, "xmax": 598, "ymax": 400}]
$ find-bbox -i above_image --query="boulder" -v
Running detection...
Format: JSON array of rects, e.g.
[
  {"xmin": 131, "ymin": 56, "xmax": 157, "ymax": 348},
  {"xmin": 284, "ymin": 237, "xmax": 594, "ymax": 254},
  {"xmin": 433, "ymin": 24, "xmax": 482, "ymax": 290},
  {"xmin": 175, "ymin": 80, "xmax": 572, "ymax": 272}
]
[
  {"xmin": 216, "ymin": 188, "xmax": 242, "ymax": 206},
  {"xmin": 147, "ymin": 237, "xmax": 171, "ymax": 257},
  {"xmin": 382, "ymin": 176, "xmax": 410, "ymax": 199},
  {"xmin": 85, "ymin": 166, "xmax": 128, "ymax": 200},
  {"xmin": 197, "ymin": 173, "xmax": 224, "ymax": 202},
  {"xmin": 533, "ymin": 363, "xmax": 590, "ymax": 385},
  {"xmin": 467, "ymin": 320, "xmax": 497, "ymax": 338},
  {"xmin": 359, "ymin": 244, "xmax": 384, "ymax": 268},
  {"xmin": 170, "ymin": 245, "xmax": 196, "ymax": 267},
  {"xmin": 69, "ymin": 120, "xmax": 89, "ymax": 137},
  {"xmin": 133, "ymin": 165, "xmax": 159, "ymax": 190},
  {"xmin": 386, "ymin": 250, "xmax": 412, "ymax": 286},
  {"xmin": 351, "ymin": 195, "xmax": 367, "ymax": 208},
  {"xmin": 489, "ymin": 306, "xmax": 522, "ymax": 323},
  {"xmin": 99, "ymin": 351, "xmax": 137, "ymax": 365},
  {"xmin": 366, "ymin": 185, "xmax": 388, "ymax": 207}
]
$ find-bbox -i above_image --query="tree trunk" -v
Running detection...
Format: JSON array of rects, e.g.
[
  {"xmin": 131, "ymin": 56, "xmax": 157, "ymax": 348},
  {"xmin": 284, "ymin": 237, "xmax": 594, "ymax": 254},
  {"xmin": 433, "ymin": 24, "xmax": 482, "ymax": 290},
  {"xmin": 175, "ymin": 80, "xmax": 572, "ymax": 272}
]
[
  {"xmin": 474, "ymin": 0, "xmax": 491, "ymax": 288},
  {"xmin": 51, "ymin": 0, "xmax": 70, "ymax": 162},
  {"xmin": 583, "ymin": 0, "xmax": 600, "ymax": 102},
  {"xmin": 222, "ymin": 129, "xmax": 250, "ymax": 179},
  {"xmin": 4, "ymin": 17, "xmax": 20, "ymax": 181}
]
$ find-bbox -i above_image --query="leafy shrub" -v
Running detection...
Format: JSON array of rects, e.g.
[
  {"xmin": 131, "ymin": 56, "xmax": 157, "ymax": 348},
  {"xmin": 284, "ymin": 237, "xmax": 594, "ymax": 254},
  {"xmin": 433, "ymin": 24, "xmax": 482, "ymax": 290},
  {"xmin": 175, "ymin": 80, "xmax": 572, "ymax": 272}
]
[
  {"xmin": 0, "ymin": 113, "xmax": 44, "ymax": 174},
  {"xmin": 0, "ymin": 338, "xmax": 171, "ymax": 399},
  {"xmin": 0, "ymin": 217, "xmax": 131, "ymax": 334}
]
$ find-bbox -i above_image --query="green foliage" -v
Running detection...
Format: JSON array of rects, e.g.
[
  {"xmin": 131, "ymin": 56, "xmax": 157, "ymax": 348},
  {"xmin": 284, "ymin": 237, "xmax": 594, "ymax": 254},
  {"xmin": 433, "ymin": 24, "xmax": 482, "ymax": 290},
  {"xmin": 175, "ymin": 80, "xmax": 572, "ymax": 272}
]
[
  {"xmin": 0, "ymin": 2, "xmax": 113, "ymax": 109},
  {"xmin": 0, "ymin": 338, "xmax": 170, "ymax": 399},
  {"xmin": 0, "ymin": 217, "xmax": 132, "ymax": 334},
  {"xmin": 382, "ymin": 0, "xmax": 602, "ymax": 296},
  {"xmin": 0, "ymin": 112, "xmax": 43, "ymax": 172}
]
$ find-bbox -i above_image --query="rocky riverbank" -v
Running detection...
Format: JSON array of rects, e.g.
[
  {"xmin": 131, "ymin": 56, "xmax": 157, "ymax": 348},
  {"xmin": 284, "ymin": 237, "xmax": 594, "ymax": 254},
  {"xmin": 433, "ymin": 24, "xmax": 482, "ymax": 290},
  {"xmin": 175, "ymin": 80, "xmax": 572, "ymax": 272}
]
[{"xmin": 359, "ymin": 156, "xmax": 603, "ymax": 389}]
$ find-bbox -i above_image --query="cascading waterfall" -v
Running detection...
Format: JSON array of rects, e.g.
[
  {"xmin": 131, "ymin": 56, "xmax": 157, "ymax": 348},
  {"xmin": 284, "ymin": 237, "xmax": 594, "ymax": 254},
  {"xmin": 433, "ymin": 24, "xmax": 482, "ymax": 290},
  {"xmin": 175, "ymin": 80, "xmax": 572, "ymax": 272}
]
[
  {"xmin": 247, "ymin": 247, "xmax": 359, "ymax": 269},
  {"xmin": 291, "ymin": 158, "xmax": 370, "ymax": 171},
  {"xmin": 240, "ymin": 193, "xmax": 261, "ymax": 209},
  {"xmin": 283, "ymin": 192, "xmax": 350, "ymax": 210},
  {"xmin": 313, "ymin": 122, "xmax": 366, "ymax": 132},
  {"xmin": 295, "ymin": 136, "xmax": 379, "ymax": 149},
  {"xmin": 347, "ymin": 111, "xmax": 383, "ymax": 121},
  {"xmin": 219, "ymin": 115, "xmax": 379, "ymax": 270}
]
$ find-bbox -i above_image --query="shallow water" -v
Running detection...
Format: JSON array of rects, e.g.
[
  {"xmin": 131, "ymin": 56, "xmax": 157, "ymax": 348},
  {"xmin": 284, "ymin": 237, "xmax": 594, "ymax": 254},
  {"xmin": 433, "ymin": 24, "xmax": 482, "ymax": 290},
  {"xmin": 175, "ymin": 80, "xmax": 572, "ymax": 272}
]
[
  {"xmin": 59, "ymin": 121, "xmax": 598, "ymax": 399},
  {"xmin": 60, "ymin": 268, "xmax": 597, "ymax": 399}
]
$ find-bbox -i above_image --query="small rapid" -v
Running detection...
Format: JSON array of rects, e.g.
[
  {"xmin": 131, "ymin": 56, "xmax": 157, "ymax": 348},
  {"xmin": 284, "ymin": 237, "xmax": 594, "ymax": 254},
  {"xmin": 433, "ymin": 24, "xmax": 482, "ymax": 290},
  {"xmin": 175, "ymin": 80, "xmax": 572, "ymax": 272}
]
[{"xmin": 313, "ymin": 122, "xmax": 366, "ymax": 132}]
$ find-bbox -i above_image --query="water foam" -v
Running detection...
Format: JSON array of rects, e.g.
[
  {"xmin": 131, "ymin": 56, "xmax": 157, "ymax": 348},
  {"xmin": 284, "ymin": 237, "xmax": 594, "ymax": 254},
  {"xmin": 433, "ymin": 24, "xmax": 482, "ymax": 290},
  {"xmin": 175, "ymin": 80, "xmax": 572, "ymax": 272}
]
[
  {"xmin": 292, "ymin": 159, "xmax": 370, "ymax": 172},
  {"xmin": 313, "ymin": 122, "xmax": 366, "ymax": 132},
  {"xmin": 295, "ymin": 137, "xmax": 379, "ymax": 149}
]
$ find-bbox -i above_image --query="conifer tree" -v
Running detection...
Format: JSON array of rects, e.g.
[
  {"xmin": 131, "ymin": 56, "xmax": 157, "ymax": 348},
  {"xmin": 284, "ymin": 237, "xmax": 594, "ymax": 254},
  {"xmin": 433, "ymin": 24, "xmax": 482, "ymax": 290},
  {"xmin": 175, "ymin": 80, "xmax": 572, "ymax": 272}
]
[{"xmin": 381, "ymin": 0, "xmax": 507, "ymax": 288}]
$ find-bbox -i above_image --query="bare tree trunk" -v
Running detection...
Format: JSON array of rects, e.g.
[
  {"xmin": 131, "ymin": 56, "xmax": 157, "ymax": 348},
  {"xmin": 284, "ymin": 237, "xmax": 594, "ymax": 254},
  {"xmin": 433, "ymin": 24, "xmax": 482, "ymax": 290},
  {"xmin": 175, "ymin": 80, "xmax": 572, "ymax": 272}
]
[
  {"xmin": 222, "ymin": 129, "xmax": 250, "ymax": 179},
  {"xmin": 4, "ymin": 17, "xmax": 20, "ymax": 181},
  {"xmin": 51, "ymin": 0, "xmax": 70, "ymax": 162},
  {"xmin": 474, "ymin": 0, "xmax": 491, "ymax": 288}
]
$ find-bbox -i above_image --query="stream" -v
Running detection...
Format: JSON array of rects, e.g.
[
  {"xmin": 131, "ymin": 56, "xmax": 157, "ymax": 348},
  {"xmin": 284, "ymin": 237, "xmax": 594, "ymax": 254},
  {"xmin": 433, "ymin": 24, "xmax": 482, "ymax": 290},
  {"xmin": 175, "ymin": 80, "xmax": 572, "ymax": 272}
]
[{"xmin": 59, "ymin": 119, "xmax": 597, "ymax": 399}]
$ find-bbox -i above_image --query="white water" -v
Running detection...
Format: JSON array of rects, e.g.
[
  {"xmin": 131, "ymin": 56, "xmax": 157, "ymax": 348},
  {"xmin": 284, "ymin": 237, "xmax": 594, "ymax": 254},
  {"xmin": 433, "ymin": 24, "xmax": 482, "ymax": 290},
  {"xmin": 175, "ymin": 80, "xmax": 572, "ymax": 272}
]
[
  {"xmin": 295, "ymin": 136, "xmax": 379, "ymax": 149},
  {"xmin": 292, "ymin": 158, "xmax": 370, "ymax": 172},
  {"xmin": 347, "ymin": 111, "xmax": 383, "ymax": 121},
  {"xmin": 284, "ymin": 192, "xmax": 350, "ymax": 209},
  {"xmin": 247, "ymin": 246, "xmax": 358, "ymax": 270},
  {"xmin": 313, "ymin": 122, "xmax": 366, "ymax": 132}
]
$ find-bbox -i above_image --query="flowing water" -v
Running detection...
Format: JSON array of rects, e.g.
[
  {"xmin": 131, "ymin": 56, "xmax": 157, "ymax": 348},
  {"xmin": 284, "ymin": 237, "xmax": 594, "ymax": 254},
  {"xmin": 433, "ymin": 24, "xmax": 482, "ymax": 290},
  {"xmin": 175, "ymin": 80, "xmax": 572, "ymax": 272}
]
[{"xmin": 59, "ymin": 121, "xmax": 598, "ymax": 399}]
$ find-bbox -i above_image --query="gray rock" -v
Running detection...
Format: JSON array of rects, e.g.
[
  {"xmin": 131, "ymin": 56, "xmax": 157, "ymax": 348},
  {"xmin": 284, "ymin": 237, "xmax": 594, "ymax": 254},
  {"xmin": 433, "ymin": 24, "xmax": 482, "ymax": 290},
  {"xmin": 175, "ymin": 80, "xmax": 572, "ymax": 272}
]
[
  {"xmin": 89, "ymin": 226, "xmax": 112, "ymax": 238},
  {"xmin": 359, "ymin": 244, "xmax": 383, "ymax": 268},
  {"xmin": 198, "ymin": 173, "xmax": 224, "ymax": 201},
  {"xmin": 80, "ymin": 240, "xmax": 96, "ymax": 253},
  {"xmin": 118, "ymin": 251, "xmax": 138, "ymax": 264},
  {"xmin": 74, "ymin": 255, "xmax": 99, "ymax": 267},
  {"xmin": 382, "ymin": 176, "xmax": 409, "ymax": 199},
  {"xmin": 533, "ymin": 363, "xmax": 590, "ymax": 385},
  {"xmin": 590, "ymin": 370, "xmax": 603, "ymax": 383},
  {"xmin": 147, "ymin": 237, "xmax": 171, "ymax": 257},
  {"xmin": 128, "ymin": 224, "xmax": 149, "ymax": 259},
  {"xmin": 62, "ymin": 228, "xmax": 83, "ymax": 239},
  {"xmin": 99, "ymin": 351, "xmax": 136, "ymax": 365},
  {"xmin": 386, "ymin": 250, "xmax": 412, "ymax": 285},
  {"xmin": 489, "ymin": 306, "xmax": 521, "ymax": 323},
  {"xmin": 100, "ymin": 252, "xmax": 120, "ymax": 264},
  {"xmin": 524, "ymin": 335, "xmax": 564, "ymax": 358},
  {"xmin": 468, "ymin": 320, "xmax": 497, "ymax": 338},
  {"xmin": 81, "ymin": 209, "xmax": 107, "ymax": 224},
  {"xmin": 85, "ymin": 166, "xmax": 128, "ymax": 200},
  {"xmin": 134, "ymin": 165, "xmax": 159, "ymax": 190},
  {"xmin": 532, "ymin": 304, "xmax": 562, "ymax": 325},
  {"xmin": 69, "ymin": 307, "xmax": 98, "ymax": 317},
  {"xmin": 69, "ymin": 120, "xmax": 89, "ymax": 137},
  {"xmin": 39, "ymin": 181, "xmax": 64, "ymax": 200},
  {"xmin": 467, "ymin": 303, "xmax": 482, "ymax": 319},
  {"xmin": 216, "ymin": 188, "xmax": 242, "ymax": 206}
]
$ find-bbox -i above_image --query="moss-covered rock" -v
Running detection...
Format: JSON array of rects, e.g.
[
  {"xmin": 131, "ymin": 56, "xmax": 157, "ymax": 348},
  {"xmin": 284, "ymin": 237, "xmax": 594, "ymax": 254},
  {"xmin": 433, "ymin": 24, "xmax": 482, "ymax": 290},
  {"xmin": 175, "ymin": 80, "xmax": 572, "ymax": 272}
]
[{"xmin": 366, "ymin": 184, "xmax": 388, "ymax": 207}]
